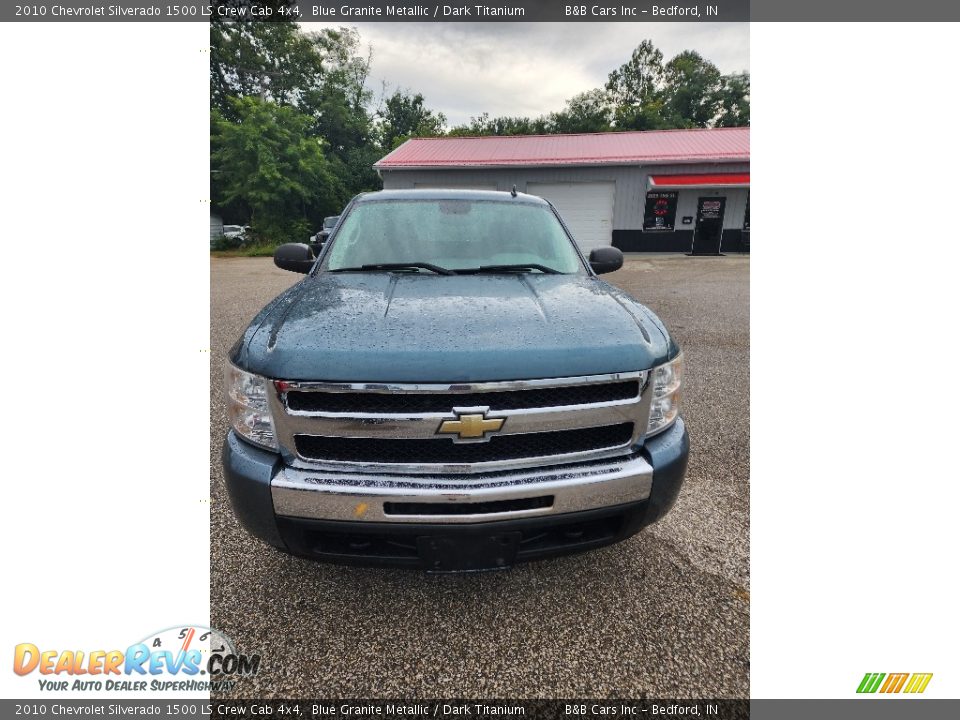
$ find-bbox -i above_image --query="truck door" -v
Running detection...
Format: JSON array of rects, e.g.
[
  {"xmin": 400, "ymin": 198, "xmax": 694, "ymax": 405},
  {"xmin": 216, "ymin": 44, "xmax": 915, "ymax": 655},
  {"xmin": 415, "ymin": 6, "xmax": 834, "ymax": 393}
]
[{"xmin": 691, "ymin": 196, "xmax": 726, "ymax": 255}]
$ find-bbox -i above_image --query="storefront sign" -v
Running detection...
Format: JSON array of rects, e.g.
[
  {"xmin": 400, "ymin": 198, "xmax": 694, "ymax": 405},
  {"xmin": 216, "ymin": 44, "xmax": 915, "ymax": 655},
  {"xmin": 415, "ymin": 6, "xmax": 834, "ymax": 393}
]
[{"xmin": 643, "ymin": 191, "xmax": 679, "ymax": 231}]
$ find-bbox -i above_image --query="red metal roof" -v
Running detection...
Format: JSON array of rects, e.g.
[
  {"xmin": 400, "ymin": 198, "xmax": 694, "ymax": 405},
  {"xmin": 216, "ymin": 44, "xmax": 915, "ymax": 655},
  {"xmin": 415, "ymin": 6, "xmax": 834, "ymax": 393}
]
[
  {"xmin": 650, "ymin": 172, "xmax": 750, "ymax": 187},
  {"xmin": 375, "ymin": 127, "xmax": 749, "ymax": 169}
]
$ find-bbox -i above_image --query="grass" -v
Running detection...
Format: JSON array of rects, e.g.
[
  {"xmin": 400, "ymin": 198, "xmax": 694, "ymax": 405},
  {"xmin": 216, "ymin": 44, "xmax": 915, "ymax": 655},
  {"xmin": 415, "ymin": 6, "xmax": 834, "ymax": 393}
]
[{"xmin": 210, "ymin": 244, "xmax": 277, "ymax": 258}]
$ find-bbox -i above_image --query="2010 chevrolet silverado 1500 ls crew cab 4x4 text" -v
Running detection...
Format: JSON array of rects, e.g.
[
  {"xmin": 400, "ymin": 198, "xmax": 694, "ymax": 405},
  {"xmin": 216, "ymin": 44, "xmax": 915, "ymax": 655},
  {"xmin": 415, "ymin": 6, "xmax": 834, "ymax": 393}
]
[{"xmin": 223, "ymin": 189, "xmax": 688, "ymax": 572}]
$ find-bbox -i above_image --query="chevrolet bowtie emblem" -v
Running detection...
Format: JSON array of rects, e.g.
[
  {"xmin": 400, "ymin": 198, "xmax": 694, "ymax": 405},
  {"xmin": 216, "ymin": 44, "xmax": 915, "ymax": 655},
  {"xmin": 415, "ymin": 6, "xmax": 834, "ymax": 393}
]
[{"xmin": 438, "ymin": 411, "xmax": 505, "ymax": 441}]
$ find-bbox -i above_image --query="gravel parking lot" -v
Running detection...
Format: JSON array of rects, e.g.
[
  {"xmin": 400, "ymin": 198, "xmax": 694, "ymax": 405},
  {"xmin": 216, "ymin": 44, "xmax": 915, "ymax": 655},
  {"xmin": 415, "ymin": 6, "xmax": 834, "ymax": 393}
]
[{"xmin": 210, "ymin": 254, "xmax": 749, "ymax": 698}]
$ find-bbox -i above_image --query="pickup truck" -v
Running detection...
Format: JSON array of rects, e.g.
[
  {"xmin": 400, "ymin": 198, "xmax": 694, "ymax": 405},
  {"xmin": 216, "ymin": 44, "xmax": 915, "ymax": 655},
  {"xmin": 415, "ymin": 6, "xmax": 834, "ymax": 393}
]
[
  {"xmin": 223, "ymin": 189, "xmax": 688, "ymax": 571},
  {"xmin": 308, "ymin": 215, "xmax": 340, "ymax": 255}
]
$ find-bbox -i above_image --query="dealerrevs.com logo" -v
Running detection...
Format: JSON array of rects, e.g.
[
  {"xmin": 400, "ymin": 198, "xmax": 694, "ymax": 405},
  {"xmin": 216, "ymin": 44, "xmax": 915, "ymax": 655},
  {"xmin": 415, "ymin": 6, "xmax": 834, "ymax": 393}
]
[
  {"xmin": 13, "ymin": 625, "xmax": 260, "ymax": 693},
  {"xmin": 857, "ymin": 672, "xmax": 933, "ymax": 694}
]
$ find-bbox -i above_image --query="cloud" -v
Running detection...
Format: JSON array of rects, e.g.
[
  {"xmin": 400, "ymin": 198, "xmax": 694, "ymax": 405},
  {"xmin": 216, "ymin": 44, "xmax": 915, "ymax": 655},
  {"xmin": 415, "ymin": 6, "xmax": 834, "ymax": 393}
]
[{"xmin": 300, "ymin": 22, "xmax": 750, "ymax": 126}]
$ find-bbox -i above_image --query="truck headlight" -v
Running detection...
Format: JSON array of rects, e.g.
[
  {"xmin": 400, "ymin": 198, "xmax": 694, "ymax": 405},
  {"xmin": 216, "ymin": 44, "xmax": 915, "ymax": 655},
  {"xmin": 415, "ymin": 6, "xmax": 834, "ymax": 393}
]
[
  {"xmin": 226, "ymin": 362, "xmax": 277, "ymax": 450},
  {"xmin": 646, "ymin": 353, "xmax": 683, "ymax": 436}
]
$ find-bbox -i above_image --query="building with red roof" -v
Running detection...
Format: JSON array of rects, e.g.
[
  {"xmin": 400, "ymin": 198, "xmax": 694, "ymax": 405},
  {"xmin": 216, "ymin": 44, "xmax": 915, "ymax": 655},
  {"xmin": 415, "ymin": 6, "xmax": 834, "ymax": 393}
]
[{"xmin": 375, "ymin": 127, "xmax": 750, "ymax": 254}]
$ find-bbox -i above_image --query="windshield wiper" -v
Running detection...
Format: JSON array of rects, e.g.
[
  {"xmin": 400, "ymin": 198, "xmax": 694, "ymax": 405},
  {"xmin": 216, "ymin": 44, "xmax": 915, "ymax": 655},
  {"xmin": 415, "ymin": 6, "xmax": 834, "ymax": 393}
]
[
  {"xmin": 330, "ymin": 263, "xmax": 454, "ymax": 276},
  {"xmin": 461, "ymin": 264, "xmax": 562, "ymax": 275}
]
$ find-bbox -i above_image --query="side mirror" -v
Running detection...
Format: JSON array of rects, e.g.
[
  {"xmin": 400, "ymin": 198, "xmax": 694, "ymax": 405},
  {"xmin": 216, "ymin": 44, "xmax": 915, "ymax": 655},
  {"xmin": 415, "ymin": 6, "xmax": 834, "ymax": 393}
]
[
  {"xmin": 589, "ymin": 246, "xmax": 624, "ymax": 275},
  {"xmin": 274, "ymin": 243, "xmax": 315, "ymax": 274}
]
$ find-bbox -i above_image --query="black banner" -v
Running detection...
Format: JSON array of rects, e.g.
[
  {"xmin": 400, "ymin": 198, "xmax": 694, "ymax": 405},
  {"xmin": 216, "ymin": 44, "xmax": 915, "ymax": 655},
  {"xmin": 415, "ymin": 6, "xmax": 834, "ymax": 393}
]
[
  {"xmin": 209, "ymin": 699, "xmax": 751, "ymax": 719},
  {"xmin": 6, "ymin": 1, "xmax": 751, "ymax": 22},
  {"xmin": 5, "ymin": 699, "xmax": 960, "ymax": 720},
  {"xmin": 8, "ymin": 0, "xmax": 960, "ymax": 21}
]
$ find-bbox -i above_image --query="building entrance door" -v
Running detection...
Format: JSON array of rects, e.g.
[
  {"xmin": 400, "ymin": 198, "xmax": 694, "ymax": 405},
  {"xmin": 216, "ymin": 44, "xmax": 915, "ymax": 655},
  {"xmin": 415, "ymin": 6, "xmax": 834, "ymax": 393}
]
[{"xmin": 691, "ymin": 196, "xmax": 726, "ymax": 255}]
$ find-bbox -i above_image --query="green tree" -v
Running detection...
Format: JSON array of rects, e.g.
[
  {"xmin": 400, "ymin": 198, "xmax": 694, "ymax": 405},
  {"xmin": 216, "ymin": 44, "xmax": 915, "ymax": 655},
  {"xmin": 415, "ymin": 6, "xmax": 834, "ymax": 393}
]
[
  {"xmin": 378, "ymin": 90, "xmax": 447, "ymax": 150},
  {"xmin": 605, "ymin": 39, "xmax": 670, "ymax": 129},
  {"xmin": 301, "ymin": 27, "xmax": 374, "ymax": 146},
  {"xmin": 210, "ymin": 11, "xmax": 324, "ymax": 119},
  {"xmin": 301, "ymin": 27, "xmax": 380, "ymax": 194},
  {"xmin": 601, "ymin": 41, "xmax": 750, "ymax": 130},
  {"xmin": 211, "ymin": 21, "xmax": 382, "ymax": 218},
  {"xmin": 547, "ymin": 89, "xmax": 614, "ymax": 133},
  {"xmin": 211, "ymin": 96, "xmax": 341, "ymax": 243},
  {"xmin": 714, "ymin": 71, "xmax": 750, "ymax": 127},
  {"xmin": 660, "ymin": 51, "xmax": 723, "ymax": 128},
  {"xmin": 448, "ymin": 112, "xmax": 547, "ymax": 136}
]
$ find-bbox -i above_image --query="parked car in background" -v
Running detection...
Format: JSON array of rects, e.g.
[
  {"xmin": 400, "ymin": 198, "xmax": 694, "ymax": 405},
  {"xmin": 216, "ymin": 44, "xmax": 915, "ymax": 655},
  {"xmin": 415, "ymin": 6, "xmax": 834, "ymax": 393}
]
[
  {"xmin": 309, "ymin": 215, "xmax": 339, "ymax": 254},
  {"xmin": 211, "ymin": 224, "xmax": 251, "ymax": 250},
  {"xmin": 224, "ymin": 189, "xmax": 688, "ymax": 572},
  {"xmin": 223, "ymin": 225, "xmax": 249, "ymax": 241}
]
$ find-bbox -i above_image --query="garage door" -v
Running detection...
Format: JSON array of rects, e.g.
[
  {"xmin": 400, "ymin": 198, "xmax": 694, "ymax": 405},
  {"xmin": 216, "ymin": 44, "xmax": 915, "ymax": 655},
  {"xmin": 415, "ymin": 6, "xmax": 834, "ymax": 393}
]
[
  {"xmin": 414, "ymin": 182, "xmax": 498, "ymax": 191},
  {"xmin": 527, "ymin": 182, "xmax": 615, "ymax": 253}
]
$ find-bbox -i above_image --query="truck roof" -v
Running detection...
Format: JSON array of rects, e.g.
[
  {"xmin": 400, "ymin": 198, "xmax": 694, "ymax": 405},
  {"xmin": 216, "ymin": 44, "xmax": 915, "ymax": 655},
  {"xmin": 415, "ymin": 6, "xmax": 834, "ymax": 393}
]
[{"xmin": 355, "ymin": 188, "xmax": 548, "ymax": 205}]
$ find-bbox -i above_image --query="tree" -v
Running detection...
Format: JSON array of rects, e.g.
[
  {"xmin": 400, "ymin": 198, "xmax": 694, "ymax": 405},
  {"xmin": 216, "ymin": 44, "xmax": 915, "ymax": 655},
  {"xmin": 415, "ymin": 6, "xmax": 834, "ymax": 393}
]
[
  {"xmin": 299, "ymin": 27, "xmax": 380, "ymax": 194},
  {"xmin": 605, "ymin": 39, "xmax": 669, "ymax": 129},
  {"xmin": 378, "ymin": 90, "xmax": 447, "ymax": 150},
  {"xmin": 602, "ymin": 40, "xmax": 749, "ymax": 130},
  {"xmin": 211, "ymin": 96, "xmax": 341, "ymax": 243},
  {"xmin": 547, "ymin": 90, "xmax": 614, "ymax": 133},
  {"xmin": 210, "ymin": 11, "xmax": 324, "ymax": 119},
  {"xmin": 448, "ymin": 113, "xmax": 547, "ymax": 136},
  {"xmin": 660, "ymin": 51, "xmax": 723, "ymax": 128},
  {"xmin": 714, "ymin": 72, "xmax": 750, "ymax": 127},
  {"xmin": 211, "ymin": 20, "xmax": 383, "ymax": 218}
]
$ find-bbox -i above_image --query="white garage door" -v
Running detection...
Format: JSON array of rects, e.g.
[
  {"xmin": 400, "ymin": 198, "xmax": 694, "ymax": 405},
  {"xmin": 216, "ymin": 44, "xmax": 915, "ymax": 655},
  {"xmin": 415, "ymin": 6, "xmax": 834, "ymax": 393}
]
[
  {"xmin": 527, "ymin": 182, "xmax": 615, "ymax": 253},
  {"xmin": 414, "ymin": 182, "xmax": 498, "ymax": 191}
]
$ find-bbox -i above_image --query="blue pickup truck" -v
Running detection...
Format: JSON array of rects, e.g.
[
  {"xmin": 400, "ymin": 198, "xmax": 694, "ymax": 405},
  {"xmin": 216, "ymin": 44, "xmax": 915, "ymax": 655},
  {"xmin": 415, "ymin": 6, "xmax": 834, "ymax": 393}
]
[{"xmin": 223, "ymin": 189, "xmax": 688, "ymax": 571}]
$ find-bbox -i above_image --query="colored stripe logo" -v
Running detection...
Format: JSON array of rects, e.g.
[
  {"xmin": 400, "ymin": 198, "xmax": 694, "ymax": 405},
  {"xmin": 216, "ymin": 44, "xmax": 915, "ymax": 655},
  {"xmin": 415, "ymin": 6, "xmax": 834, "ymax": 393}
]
[
  {"xmin": 904, "ymin": 673, "xmax": 934, "ymax": 694},
  {"xmin": 857, "ymin": 672, "xmax": 932, "ymax": 694}
]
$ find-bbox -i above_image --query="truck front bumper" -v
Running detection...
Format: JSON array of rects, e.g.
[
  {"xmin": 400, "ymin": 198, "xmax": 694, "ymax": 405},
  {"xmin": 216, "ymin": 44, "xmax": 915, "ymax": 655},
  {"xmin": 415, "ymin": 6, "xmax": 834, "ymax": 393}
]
[{"xmin": 222, "ymin": 418, "xmax": 688, "ymax": 570}]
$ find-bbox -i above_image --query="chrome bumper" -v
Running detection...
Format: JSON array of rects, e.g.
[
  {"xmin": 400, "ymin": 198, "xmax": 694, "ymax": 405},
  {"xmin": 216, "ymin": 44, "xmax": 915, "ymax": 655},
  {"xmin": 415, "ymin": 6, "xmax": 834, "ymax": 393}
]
[{"xmin": 271, "ymin": 452, "xmax": 654, "ymax": 524}]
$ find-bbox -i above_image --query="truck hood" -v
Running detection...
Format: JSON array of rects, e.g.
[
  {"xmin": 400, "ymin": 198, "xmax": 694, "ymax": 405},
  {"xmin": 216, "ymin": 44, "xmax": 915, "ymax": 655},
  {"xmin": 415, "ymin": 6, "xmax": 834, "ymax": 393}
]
[{"xmin": 233, "ymin": 273, "xmax": 677, "ymax": 383}]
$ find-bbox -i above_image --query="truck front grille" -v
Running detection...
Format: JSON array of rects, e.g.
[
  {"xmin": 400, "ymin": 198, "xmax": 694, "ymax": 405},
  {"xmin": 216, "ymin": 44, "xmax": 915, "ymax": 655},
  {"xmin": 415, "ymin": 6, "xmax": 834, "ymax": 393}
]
[
  {"xmin": 286, "ymin": 380, "xmax": 639, "ymax": 414},
  {"xmin": 270, "ymin": 372, "xmax": 651, "ymax": 474},
  {"xmin": 294, "ymin": 423, "xmax": 634, "ymax": 465}
]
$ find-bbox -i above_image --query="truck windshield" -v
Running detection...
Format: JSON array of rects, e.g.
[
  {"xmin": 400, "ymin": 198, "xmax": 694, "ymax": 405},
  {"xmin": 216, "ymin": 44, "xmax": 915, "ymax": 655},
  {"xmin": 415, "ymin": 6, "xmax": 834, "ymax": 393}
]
[{"xmin": 324, "ymin": 199, "xmax": 585, "ymax": 274}]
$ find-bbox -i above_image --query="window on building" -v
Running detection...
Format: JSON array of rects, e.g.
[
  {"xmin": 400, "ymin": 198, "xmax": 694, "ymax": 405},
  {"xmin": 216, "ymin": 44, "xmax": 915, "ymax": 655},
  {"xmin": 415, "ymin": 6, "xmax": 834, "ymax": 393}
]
[
  {"xmin": 643, "ymin": 191, "xmax": 678, "ymax": 231},
  {"xmin": 743, "ymin": 192, "xmax": 750, "ymax": 231}
]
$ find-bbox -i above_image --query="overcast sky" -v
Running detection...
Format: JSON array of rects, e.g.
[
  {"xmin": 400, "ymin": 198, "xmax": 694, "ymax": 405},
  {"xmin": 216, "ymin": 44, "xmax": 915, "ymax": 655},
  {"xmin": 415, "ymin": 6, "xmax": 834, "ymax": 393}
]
[{"xmin": 301, "ymin": 22, "xmax": 749, "ymax": 126}]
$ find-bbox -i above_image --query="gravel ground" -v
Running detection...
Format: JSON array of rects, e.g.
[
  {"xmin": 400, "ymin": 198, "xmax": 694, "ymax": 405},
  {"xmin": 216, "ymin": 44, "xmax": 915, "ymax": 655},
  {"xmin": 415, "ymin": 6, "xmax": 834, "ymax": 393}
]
[{"xmin": 210, "ymin": 254, "xmax": 749, "ymax": 698}]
